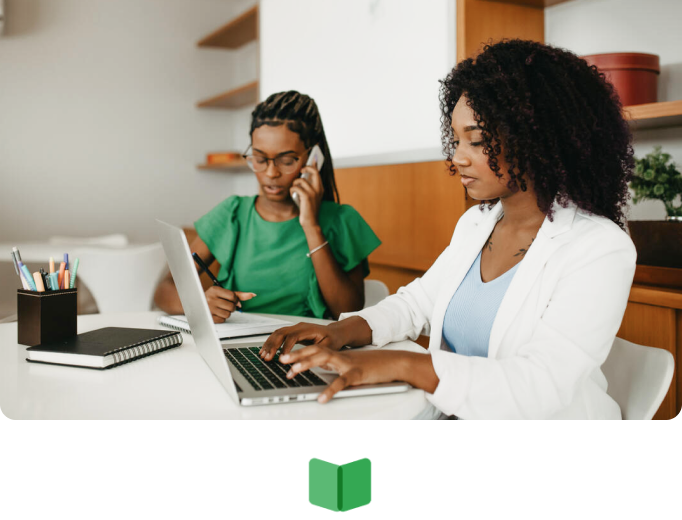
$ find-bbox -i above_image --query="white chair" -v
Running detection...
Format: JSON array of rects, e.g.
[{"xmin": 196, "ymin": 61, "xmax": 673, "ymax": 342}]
[
  {"xmin": 601, "ymin": 337, "xmax": 674, "ymax": 420},
  {"xmin": 363, "ymin": 279, "xmax": 390, "ymax": 308},
  {"xmin": 74, "ymin": 243, "xmax": 167, "ymax": 313}
]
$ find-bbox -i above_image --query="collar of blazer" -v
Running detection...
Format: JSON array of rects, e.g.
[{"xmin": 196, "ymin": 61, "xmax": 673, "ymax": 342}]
[{"xmin": 428, "ymin": 199, "xmax": 579, "ymax": 358}]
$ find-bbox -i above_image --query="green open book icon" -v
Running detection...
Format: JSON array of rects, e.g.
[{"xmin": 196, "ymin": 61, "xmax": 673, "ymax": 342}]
[{"xmin": 309, "ymin": 458, "xmax": 371, "ymax": 512}]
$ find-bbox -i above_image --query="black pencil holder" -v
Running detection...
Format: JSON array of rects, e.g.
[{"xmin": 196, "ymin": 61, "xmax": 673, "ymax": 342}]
[{"xmin": 17, "ymin": 289, "xmax": 77, "ymax": 347}]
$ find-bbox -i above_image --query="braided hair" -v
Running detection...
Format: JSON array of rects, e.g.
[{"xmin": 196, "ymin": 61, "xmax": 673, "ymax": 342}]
[
  {"xmin": 250, "ymin": 91, "xmax": 339, "ymax": 203},
  {"xmin": 439, "ymin": 39, "xmax": 634, "ymax": 228}
]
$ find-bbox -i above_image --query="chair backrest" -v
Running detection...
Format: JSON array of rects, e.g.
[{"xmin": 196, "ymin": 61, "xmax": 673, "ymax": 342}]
[
  {"xmin": 363, "ymin": 279, "xmax": 390, "ymax": 308},
  {"xmin": 75, "ymin": 243, "xmax": 167, "ymax": 313},
  {"xmin": 601, "ymin": 337, "xmax": 674, "ymax": 420}
]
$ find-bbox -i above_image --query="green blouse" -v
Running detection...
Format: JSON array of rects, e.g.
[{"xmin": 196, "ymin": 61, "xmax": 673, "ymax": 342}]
[{"xmin": 194, "ymin": 195, "xmax": 381, "ymax": 318}]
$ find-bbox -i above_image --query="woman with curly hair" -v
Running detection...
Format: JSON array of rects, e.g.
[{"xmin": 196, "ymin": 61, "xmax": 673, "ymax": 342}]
[{"xmin": 260, "ymin": 40, "xmax": 637, "ymax": 419}]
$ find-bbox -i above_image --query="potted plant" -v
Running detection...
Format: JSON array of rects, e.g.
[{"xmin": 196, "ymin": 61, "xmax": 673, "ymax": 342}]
[{"xmin": 628, "ymin": 146, "xmax": 682, "ymax": 268}]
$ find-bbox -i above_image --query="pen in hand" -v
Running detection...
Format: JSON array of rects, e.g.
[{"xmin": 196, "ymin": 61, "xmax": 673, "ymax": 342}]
[
  {"xmin": 192, "ymin": 252, "xmax": 256, "ymax": 312},
  {"xmin": 192, "ymin": 252, "xmax": 220, "ymax": 286}
]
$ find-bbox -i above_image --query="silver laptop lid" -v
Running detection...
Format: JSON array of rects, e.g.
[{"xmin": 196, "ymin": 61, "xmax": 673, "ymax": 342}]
[{"xmin": 156, "ymin": 219, "xmax": 239, "ymax": 404}]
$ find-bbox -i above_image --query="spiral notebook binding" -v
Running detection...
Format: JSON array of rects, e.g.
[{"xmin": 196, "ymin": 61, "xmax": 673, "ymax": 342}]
[
  {"xmin": 157, "ymin": 316, "xmax": 191, "ymax": 335},
  {"xmin": 109, "ymin": 333, "xmax": 183, "ymax": 368}
]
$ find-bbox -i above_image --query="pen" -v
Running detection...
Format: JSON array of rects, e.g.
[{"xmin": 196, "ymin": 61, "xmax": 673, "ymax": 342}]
[
  {"xmin": 192, "ymin": 253, "xmax": 221, "ymax": 286},
  {"xmin": 63, "ymin": 270, "xmax": 70, "ymax": 291},
  {"xmin": 40, "ymin": 268, "xmax": 50, "ymax": 291},
  {"xmin": 64, "ymin": 253, "xmax": 69, "ymax": 271},
  {"xmin": 10, "ymin": 248, "xmax": 20, "ymax": 275},
  {"xmin": 11, "ymin": 250, "xmax": 29, "ymax": 290},
  {"xmin": 58, "ymin": 262, "xmax": 66, "ymax": 289},
  {"xmin": 192, "ymin": 252, "xmax": 244, "ymax": 312},
  {"xmin": 49, "ymin": 257, "xmax": 55, "ymax": 274}
]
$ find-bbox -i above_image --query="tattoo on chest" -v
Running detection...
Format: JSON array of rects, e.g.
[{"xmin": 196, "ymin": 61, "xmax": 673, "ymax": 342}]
[
  {"xmin": 484, "ymin": 237, "xmax": 535, "ymax": 257},
  {"xmin": 514, "ymin": 238, "xmax": 535, "ymax": 257}
]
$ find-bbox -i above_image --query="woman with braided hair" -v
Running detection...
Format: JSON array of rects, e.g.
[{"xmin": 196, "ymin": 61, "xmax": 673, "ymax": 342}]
[
  {"xmin": 155, "ymin": 91, "xmax": 380, "ymax": 321},
  {"xmin": 260, "ymin": 41, "xmax": 637, "ymax": 419}
]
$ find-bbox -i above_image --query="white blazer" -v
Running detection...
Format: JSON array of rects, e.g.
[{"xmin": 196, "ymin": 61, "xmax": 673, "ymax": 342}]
[{"xmin": 341, "ymin": 201, "xmax": 636, "ymax": 419}]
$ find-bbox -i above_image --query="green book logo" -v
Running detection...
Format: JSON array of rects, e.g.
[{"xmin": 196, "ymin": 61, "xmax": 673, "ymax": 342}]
[{"xmin": 309, "ymin": 458, "xmax": 371, "ymax": 512}]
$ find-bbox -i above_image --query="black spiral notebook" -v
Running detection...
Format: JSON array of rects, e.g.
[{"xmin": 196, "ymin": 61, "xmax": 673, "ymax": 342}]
[{"xmin": 26, "ymin": 327, "xmax": 183, "ymax": 369}]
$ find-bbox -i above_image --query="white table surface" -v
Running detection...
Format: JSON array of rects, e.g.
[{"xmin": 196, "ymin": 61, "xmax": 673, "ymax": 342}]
[{"xmin": 0, "ymin": 311, "xmax": 428, "ymax": 419}]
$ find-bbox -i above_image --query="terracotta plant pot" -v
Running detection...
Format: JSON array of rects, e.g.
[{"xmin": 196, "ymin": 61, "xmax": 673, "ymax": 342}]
[
  {"xmin": 628, "ymin": 220, "xmax": 682, "ymax": 269},
  {"xmin": 581, "ymin": 52, "xmax": 660, "ymax": 106}
]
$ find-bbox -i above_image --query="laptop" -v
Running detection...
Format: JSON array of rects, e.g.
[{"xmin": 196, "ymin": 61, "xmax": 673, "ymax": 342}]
[{"xmin": 156, "ymin": 219, "xmax": 410, "ymax": 406}]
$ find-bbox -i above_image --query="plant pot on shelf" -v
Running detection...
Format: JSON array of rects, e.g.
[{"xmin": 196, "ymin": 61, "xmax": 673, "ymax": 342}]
[
  {"xmin": 627, "ymin": 220, "xmax": 682, "ymax": 269},
  {"xmin": 581, "ymin": 52, "xmax": 660, "ymax": 106}
]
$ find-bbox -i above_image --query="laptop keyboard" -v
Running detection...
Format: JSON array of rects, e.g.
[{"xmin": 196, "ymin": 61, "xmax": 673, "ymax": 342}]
[{"xmin": 224, "ymin": 346, "xmax": 327, "ymax": 392}]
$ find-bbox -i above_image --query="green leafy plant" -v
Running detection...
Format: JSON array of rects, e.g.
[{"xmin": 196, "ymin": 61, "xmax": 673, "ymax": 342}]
[{"xmin": 631, "ymin": 146, "xmax": 682, "ymax": 218}]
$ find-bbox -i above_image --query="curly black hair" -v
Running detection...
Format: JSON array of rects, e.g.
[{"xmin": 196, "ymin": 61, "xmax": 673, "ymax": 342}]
[{"xmin": 439, "ymin": 39, "xmax": 634, "ymax": 228}]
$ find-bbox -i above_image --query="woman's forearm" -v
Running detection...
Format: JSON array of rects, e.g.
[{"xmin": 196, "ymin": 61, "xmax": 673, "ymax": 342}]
[
  {"xmin": 303, "ymin": 225, "xmax": 364, "ymax": 318},
  {"xmin": 327, "ymin": 316, "xmax": 373, "ymax": 348},
  {"xmin": 395, "ymin": 351, "xmax": 440, "ymax": 394},
  {"xmin": 154, "ymin": 277, "xmax": 185, "ymax": 315}
]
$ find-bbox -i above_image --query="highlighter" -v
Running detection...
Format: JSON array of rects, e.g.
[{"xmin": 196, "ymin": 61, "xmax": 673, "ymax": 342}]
[
  {"xmin": 50, "ymin": 273, "xmax": 59, "ymax": 292},
  {"xmin": 69, "ymin": 258, "xmax": 79, "ymax": 288},
  {"xmin": 33, "ymin": 272, "xmax": 45, "ymax": 292},
  {"xmin": 19, "ymin": 262, "xmax": 37, "ymax": 291},
  {"xmin": 58, "ymin": 262, "xmax": 66, "ymax": 289}
]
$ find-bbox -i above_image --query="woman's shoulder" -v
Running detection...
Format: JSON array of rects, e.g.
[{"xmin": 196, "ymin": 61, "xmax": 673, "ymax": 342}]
[
  {"xmin": 572, "ymin": 209, "xmax": 636, "ymax": 253},
  {"xmin": 213, "ymin": 194, "xmax": 254, "ymax": 214},
  {"xmin": 199, "ymin": 195, "xmax": 254, "ymax": 221},
  {"xmin": 195, "ymin": 195, "xmax": 255, "ymax": 240},
  {"xmin": 319, "ymin": 201, "xmax": 366, "ymax": 227}
]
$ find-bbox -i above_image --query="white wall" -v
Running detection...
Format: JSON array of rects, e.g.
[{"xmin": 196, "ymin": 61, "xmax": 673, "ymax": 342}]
[
  {"xmin": 259, "ymin": 0, "xmax": 456, "ymax": 162},
  {"xmin": 2, "ymin": 0, "xmax": 678, "ymax": 247},
  {"xmin": 0, "ymin": 0, "xmax": 259, "ymax": 244},
  {"xmin": 546, "ymin": 0, "xmax": 682, "ymax": 220}
]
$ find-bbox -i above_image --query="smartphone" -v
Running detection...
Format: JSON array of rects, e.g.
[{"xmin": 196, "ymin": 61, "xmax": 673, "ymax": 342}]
[{"xmin": 293, "ymin": 144, "xmax": 325, "ymax": 207}]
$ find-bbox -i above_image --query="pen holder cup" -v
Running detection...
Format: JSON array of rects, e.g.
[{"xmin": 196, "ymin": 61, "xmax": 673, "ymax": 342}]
[{"xmin": 17, "ymin": 289, "xmax": 77, "ymax": 347}]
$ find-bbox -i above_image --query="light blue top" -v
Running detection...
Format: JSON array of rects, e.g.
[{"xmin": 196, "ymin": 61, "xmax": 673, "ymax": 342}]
[{"xmin": 442, "ymin": 251, "xmax": 521, "ymax": 357}]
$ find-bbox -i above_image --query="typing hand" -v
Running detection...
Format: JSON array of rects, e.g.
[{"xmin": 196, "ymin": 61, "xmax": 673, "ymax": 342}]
[
  {"xmin": 279, "ymin": 347, "xmax": 409, "ymax": 404},
  {"xmin": 259, "ymin": 322, "xmax": 345, "ymax": 361}
]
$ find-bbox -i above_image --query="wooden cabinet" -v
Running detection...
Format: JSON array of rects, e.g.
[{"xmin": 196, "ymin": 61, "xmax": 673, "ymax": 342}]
[{"xmin": 617, "ymin": 284, "xmax": 682, "ymax": 420}]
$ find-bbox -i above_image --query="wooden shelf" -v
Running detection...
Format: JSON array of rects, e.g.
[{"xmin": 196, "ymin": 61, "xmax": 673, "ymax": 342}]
[
  {"xmin": 197, "ymin": 159, "xmax": 249, "ymax": 172},
  {"xmin": 481, "ymin": 0, "xmax": 574, "ymax": 7},
  {"xmin": 624, "ymin": 100, "xmax": 682, "ymax": 130},
  {"xmin": 197, "ymin": 5, "xmax": 258, "ymax": 49},
  {"xmin": 197, "ymin": 80, "xmax": 258, "ymax": 109}
]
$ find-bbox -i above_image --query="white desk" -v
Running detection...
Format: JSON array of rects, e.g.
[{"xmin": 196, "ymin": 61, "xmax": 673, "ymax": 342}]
[{"xmin": 0, "ymin": 311, "xmax": 429, "ymax": 419}]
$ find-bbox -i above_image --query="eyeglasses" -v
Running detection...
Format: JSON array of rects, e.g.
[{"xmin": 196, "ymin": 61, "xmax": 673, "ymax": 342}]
[{"xmin": 242, "ymin": 146, "xmax": 310, "ymax": 175}]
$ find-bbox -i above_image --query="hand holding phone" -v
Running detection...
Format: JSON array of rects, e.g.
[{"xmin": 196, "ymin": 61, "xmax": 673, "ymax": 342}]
[{"xmin": 293, "ymin": 144, "xmax": 324, "ymax": 207}]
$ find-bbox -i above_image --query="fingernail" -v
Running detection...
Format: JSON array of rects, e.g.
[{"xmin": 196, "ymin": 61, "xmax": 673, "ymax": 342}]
[
  {"xmin": 280, "ymin": 354, "xmax": 290, "ymax": 362},
  {"xmin": 318, "ymin": 394, "xmax": 329, "ymax": 404},
  {"xmin": 292, "ymin": 363, "xmax": 301, "ymax": 372},
  {"xmin": 286, "ymin": 370, "xmax": 293, "ymax": 378}
]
